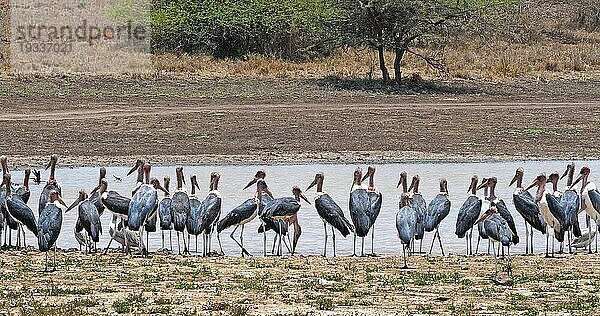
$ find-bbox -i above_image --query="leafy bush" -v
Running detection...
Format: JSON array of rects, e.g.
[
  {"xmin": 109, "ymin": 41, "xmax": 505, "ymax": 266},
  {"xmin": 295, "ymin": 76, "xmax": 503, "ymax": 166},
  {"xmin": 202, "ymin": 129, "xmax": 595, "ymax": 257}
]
[{"xmin": 151, "ymin": 0, "xmax": 341, "ymax": 59}]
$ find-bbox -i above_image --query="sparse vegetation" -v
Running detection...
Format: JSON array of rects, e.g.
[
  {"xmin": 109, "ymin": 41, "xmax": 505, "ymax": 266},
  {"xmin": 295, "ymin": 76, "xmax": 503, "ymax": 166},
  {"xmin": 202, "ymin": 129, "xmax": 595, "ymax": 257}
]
[{"xmin": 0, "ymin": 251, "xmax": 599, "ymax": 315}]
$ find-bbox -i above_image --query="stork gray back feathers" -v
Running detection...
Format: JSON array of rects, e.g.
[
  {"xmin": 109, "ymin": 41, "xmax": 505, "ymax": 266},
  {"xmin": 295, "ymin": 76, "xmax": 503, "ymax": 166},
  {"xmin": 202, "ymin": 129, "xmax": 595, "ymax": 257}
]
[
  {"xmin": 38, "ymin": 203, "xmax": 62, "ymax": 252},
  {"xmin": 455, "ymin": 195, "xmax": 482, "ymax": 238}
]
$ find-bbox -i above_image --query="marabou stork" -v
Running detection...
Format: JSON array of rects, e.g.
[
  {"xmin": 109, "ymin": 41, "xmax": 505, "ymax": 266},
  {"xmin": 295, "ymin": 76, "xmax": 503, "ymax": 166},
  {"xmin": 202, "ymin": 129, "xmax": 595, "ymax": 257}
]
[
  {"xmin": 510, "ymin": 168, "xmax": 546, "ymax": 255},
  {"xmin": 186, "ymin": 175, "xmax": 203, "ymax": 253},
  {"xmin": 198, "ymin": 172, "xmax": 223, "ymax": 256},
  {"xmin": 262, "ymin": 186, "xmax": 310, "ymax": 256},
  {"xmin": 38, "ymin": 154, "xmax": 62, "ymax": 215},
  {"xmin": 3, "ymin": 173, "xmax": 38, "ymax": 248},
  {"xmin": 474, "ymin": 207, "xmax": 515, "ymax": 283},
  {"xmin": 455, "ymin": 175, "xmax": 482, "ymax": 255},
  {"xmin": 127, "ymin": 163, "xmax": 168, "ymax": 256},
  {"xmin": 307, "ymin": 172, "xmax": 354, "ymax": 257},
  {"xmin": 570, "ymin": 166, "xmax": 600, "ymax": 253},
  {"xmin": 217, "ymin": 179, "xmax": 270, "ymax": 257},
  {"xmin": 525, "ymin": 173, "xmax": 562, "ymax": 257},
  {"xmin": 424, "ymin": 178, "xmax": 451, "ymax": 255},
  {"xmin": 37, "ymin": 190, "xmax": 66, "ymax": 271},
  {"xmin": 171, "ymin": 167, "xmax": 191, "ymax": 255},
  {"xmin": 477, "ymin": 177, "xmax": 519, "ymax": 253},
  {"xmin": 66, "ymin": 189, "xmax": 102, "ymax": 254},
  {"xmin": 158, "ymin": 176, "xmax": 173, "ymax": 251},
  {"xmin": 349, "ymin": 167, "xmax": 370, "ymax": 257},
  {"xmin": 408, "ymin": 175, "xmax": 426, "ymax": 253},
  {"xmin": 396, "ymin": 193, "xmax": 417, "ymax": 269},
  {"xmin": 560, "ymin": 163, "xmax": 582, "ymax": 252},
  {"xmin": 361, "ymin": 166, "xmax": 382, "ymax": 256}
]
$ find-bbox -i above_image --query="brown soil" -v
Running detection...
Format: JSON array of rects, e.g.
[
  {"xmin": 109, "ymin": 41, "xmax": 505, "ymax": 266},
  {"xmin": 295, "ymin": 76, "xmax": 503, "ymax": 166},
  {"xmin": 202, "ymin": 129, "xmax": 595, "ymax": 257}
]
[
  {"xmin": 0, "ymin": 77, "xmax": 599, "ymax": 167},
  {"xmin": 2, "ymin": 249, "xmax": 599, "ymax": 315}
]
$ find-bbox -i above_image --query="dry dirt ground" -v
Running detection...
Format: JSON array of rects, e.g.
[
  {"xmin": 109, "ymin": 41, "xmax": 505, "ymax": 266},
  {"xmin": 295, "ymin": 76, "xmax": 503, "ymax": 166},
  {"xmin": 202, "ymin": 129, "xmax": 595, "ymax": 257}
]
[
  {"xmin": 1, "ymin": 76, "xmax": 600, "ymax": 315},
  {"xmin": 0, "ymin": 249, "xmax": 599, "ymax": 316},
  {"xmin": 0, "ymin": 77, "xmax": 599, "ymax": 167}
]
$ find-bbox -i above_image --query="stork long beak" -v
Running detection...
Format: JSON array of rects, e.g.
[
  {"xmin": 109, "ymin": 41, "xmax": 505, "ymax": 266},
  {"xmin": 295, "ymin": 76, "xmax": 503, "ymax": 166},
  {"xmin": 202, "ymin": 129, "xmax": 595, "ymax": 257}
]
[
  {"xmin": 408, "ymin": 182, "xmax": 414, "ymax": 192},
  {"xmin": 156, "ymin": 183, "xmax": 169, "ymax": 195},
  {"xmin": 474, "ymin": 212, "xmax": 491, "ymax": 226},
  {"xmin": 243, "ymin": 177, "xmax": 258, "ymax": 190},
  {"xmin": 66, "ymin": 197, "xmax": 81, "ymax": 212},
  {"xmin": 44, "ymin": 159, "xmax": 52, "ymax": 170},
  {"xmin": 560, "ymin": 168, "xmax": 569, "ymax": 180},
  {"xmin": 90, "ymin": 183, "xmax": 100, "ymax": 195},
  {"xmin": 509, "ymin": 173, "xmax": 518, "ymax": 187},
  {"xmin": 126, "ymin": 162, "xmax": 139, "ymax": 176},
  {"xmin": 300, "ymin": 192, "xmax": 311, "ymax": 205},
  {"xmin": 265, "ymin": 187, "xmax": 274, "ymax": 199},
  {"xmin": 476, "ymin": 179, "xmax": 489, "ymax": 190},
  {"xmin": 524, "ymin": 180, "xmax": 537, "ymax": 191},
  {"xmin": 361, "ymin": 170, "xmax": 371, "ymax": 182},
  {"xmin": 306, "ymin": 178, "xmax": 317, "ymax": 191},
  {"xmin": 58, "ymin": 196, "xmax": 67, "ymax": 208},
  {"xmin": 571, "ymin": 173, "xmax": 584, "ymax": 187}
]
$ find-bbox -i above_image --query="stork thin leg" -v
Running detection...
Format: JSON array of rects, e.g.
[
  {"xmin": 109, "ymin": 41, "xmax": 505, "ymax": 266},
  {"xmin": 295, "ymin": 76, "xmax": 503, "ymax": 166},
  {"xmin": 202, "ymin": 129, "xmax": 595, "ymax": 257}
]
[
  {"xmin": 545, "ymin": 231, "xmax": 550, "ymax": 258},
  {"xmin": 361, "ymin": 237, "xmax": 365, "ymax": 257},
  {"xmin": 491, "ymin": 241, "xmax": 498, "ymax": 278},
  {"xmin": 587, "ymin": 215, "xmax": 592, "ymax": 254},
  {"xmin": 23, "ymin": 226, "xmax": 27, "ymax": 249},
  {"xmin": 217, "ymin": 233, "xmax": 224, "ymax": 255},
  {"xmin": 352, "ymin": 233, "xmax": 357, "ymax": 257},
  {"xmin": 183, "ymin": 232, "xmax": 190, "ymax": 255},
  {"xmin": 271, "ymin": 235, "xmax": 277, "ymax": 254},
  {"xmin": 568, "ymin": 230, "xmax": 572, "ymax": 254},
  {"xmin": 487, "ymin": 240, "xmax": 491, "ymax": 255},
  {"xmin": 370, "ymin": 226, "xmax": 375, "ymax": 256},
  {"xmin": 475, "ymin": 236, "xmax": 481, "ymax": 255},
  {"xmin": 507, "ymin": 246, "xmax": 512, "ymax": 276},
  {"xmin": 530, "ymin": 228, "xmax": 534, "ymax": 254},
  {"xmin": 468, "ymin": 228, "xmax": 473, "ymax": 255},
  {"xmin": 103, "ymin": 236, "xmax": 114, "ymax": 255},
  {"xmin": 229, "ymin": 225, "xmax": 243, "ymax": 256},
  {"xmin": 278, "ymin": 221, "xmax": 283, "ymax": 256},
  {"xmin": 262, "ymin": 223, "xmax": 267, "ymax": 257},
  {"xmin": 44, "ymin": 252, "xmax": 48, "ymax": 272},
  {"xmin": 437, "ymin": 228, "xmax": 445, "ymax": 256},
  {"xmin": 596, "ymin": 222, "xmax": 600, "ymax": 253},
  {"xmin": 169, "ymin": 230, "xmax": 173, "ymax": 252},
  {"xmin": 552, "ymin": 230, "xmax": 555, "ymax": 257},
  {"xmin": 195, "ymin": 235, "xmax": 198, "ymax": 254},
  {"xmin": 177, "ymin": 232, "xmax": 181, "ymax": 255},
  {"xmin": 429, "ymin": 231, "xmax": 436, "ymax": 255},
  {"xmin": 524, "ymin": 222, "xmax": 529, "ymax": 255},
  {"xmin": 161, "ymin": 231, "xmax": 165, "ymax": 249},
  {"xmin": 292, "ymin": 221, "xmax": 301, "ymax": 256},
  {"xmin": 322, "ymin": 222, "xmax": 328, "ymax": 257},
  {"xmin": 332, "ymin": 227, "xmax": 337, "ymax": 258},
  {"xmin": 53, "ymin": 244, "xmax": 57, "ymax": 272},
  {"xmin": 283, "ymin": 234, "xmax": 292, "ymax": 253},
  {"xmin": 240, "ymin": 225, "xmax": 248, "ymax": 257},
  {"xmin": 16, "ymin": 226, "xmax": 21, "ymax": 249},
  {"xmin": 402, "ymin": 243, "xmax": 408, "ymax": 269}
]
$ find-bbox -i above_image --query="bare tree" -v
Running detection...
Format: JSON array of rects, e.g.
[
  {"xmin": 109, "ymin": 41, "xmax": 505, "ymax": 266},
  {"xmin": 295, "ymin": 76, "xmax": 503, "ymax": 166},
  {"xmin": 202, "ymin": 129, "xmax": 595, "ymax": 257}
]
[{"xmin": 339, "ymin": 0, "xmax": 473, "ymax": 84}]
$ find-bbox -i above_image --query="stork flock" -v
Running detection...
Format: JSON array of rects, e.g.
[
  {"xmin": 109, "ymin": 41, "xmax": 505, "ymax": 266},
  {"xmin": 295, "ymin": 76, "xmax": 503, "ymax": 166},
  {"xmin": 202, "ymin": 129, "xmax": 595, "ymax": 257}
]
[{"xmin": 1, "ymin": 156, "xmax": 599, "ymax": 279}]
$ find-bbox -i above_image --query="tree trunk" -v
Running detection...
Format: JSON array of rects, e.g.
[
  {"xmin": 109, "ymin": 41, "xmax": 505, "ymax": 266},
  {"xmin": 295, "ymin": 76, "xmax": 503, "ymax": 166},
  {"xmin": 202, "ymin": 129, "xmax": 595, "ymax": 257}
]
[
  {"xmin": 377, "ymin": 45, "xmax": 390, "ymax": 83},
  {"xmin": 394, "ymin": 47, "xmax": 405, "ymax": 85}
]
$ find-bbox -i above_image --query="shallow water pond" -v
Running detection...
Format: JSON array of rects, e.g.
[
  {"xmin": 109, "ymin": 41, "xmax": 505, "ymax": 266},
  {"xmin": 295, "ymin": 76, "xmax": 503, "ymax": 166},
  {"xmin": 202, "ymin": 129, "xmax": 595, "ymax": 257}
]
[{"xmin": 10, "ymin": 160, "xmax": 600, "ymax": 256}]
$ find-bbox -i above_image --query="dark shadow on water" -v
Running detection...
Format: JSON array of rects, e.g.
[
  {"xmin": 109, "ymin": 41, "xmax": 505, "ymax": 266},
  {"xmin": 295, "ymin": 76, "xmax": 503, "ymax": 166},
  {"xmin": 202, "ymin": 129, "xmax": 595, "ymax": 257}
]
[{"xmin": 311, "ymin": 74, "xmax": 487, "ymax": 95}]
